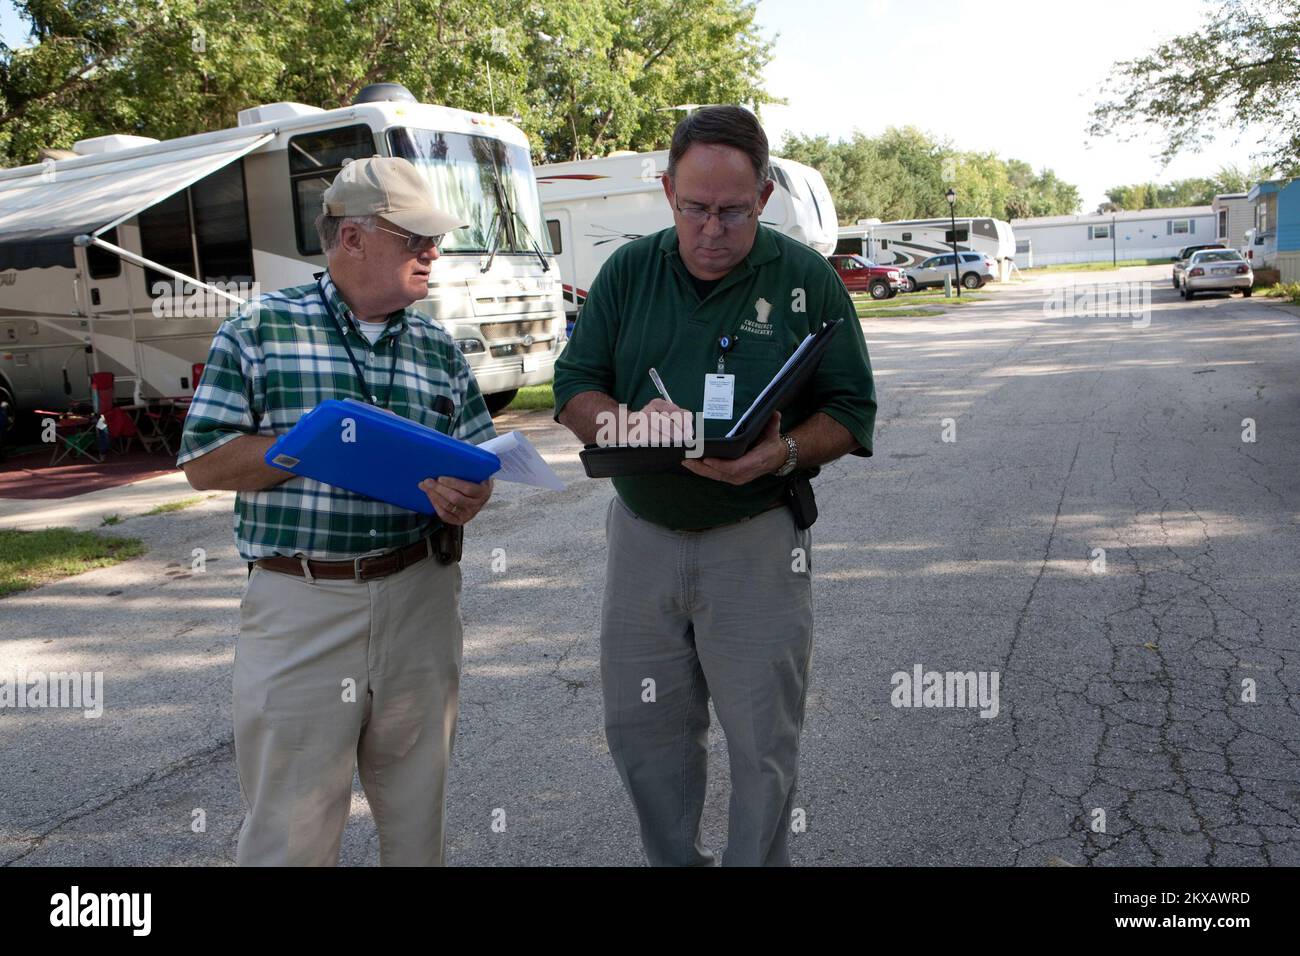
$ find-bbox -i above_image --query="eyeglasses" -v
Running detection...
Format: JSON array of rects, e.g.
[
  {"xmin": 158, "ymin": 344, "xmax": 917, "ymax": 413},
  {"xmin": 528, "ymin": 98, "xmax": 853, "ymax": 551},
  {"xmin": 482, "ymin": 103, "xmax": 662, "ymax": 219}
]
[
  {"xmin": 674, "ymin": 200, "xmax": 756, "ymax": 228},
  {"xmin": 373, "ymin": 224, "xmax": 444, "ymax": 253}
]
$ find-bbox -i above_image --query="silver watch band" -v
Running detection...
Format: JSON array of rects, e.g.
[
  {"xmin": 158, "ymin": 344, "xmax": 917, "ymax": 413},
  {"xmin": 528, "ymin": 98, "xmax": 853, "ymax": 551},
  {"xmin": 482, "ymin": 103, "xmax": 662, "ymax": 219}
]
[{"xmin": 775, "ymin": 432, "xmax": 798, "ymax": 477}]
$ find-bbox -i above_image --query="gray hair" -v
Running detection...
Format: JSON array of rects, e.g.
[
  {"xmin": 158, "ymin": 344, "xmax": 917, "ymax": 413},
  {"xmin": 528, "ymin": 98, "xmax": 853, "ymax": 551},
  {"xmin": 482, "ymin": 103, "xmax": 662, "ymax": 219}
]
[
  {"xmin": 315, "ymin": 214, "xmax": 378, "ymax": 252},
  {"xmin": 666, "ymin": 105, "xmax": 771, "ymax": 189}
]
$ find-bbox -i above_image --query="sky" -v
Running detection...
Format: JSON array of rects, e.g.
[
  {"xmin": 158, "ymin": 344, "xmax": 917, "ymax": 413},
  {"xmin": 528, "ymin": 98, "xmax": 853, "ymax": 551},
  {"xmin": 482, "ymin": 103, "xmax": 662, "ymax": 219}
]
[
  {"xmin": 1, "ymin": 0, "xmax": 1273, "ymax": 212},
  {"xmin": 752, "ymin": 0, "xmax": 1268, "ymax": 212}
]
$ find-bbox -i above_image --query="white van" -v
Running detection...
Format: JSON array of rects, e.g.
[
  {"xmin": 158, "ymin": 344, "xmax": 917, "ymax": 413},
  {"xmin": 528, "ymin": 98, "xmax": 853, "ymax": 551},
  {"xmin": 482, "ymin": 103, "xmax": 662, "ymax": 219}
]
[
  {"xmin": 536, "ymin": 150, "xmax": 838, "ymax": 324},
  {"xmin": 0, "ymin": 83, "xmax": 564, "ymax": 418}
]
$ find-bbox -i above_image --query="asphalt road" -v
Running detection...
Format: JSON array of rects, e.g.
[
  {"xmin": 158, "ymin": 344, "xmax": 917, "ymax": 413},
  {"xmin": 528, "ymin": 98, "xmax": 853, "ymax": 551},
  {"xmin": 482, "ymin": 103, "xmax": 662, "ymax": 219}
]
[{"xmin": 3, "ymin": 264, "xmax": 1298, "ymax": 866}]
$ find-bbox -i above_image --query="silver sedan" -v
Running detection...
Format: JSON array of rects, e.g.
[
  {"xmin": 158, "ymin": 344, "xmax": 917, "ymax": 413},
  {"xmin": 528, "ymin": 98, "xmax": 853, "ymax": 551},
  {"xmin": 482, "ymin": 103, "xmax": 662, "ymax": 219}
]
[{"xmin": 1182, "ymin": 249, "xmax": 1253, "ymax": 300}]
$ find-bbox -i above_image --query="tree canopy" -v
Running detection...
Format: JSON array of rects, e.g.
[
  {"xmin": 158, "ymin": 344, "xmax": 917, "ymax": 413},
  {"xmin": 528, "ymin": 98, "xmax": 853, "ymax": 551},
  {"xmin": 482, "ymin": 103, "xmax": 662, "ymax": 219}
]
[
  {"xmin": 1089, "ymin": 0, "xmax": 1300, "ymax": 172},
  {"xmin": 0, "ymin": 0, "xmax": 777, "ymax": 166},
  {"xmin": 778, "ymin": 128, "xmax": 1081, "ymax": 225},
  {"xmin": 1099, "ymin": 164, "xmax": 1278, "ymax": 212}
]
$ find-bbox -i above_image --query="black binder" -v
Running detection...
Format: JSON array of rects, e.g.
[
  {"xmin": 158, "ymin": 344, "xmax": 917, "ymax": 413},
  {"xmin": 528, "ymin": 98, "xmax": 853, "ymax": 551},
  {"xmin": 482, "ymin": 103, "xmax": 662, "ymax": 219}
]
[{"xmin": 579, "ymin": 317, "xmax": 843, "ymax": 479}]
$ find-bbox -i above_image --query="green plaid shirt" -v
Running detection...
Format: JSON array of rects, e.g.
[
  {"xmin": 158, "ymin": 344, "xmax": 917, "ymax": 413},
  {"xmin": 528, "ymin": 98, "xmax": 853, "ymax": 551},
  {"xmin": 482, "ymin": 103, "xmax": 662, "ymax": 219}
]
[{"xmin": 178, "ymin": 272, "xmax": 497, "ymax": 560}]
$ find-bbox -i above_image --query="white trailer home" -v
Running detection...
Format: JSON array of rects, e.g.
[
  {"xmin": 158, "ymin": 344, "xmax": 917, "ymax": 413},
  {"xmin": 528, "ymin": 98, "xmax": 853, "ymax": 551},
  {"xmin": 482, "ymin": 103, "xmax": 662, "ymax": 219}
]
[
  {"xmin": 1009, "ymin": 206, "xmax": 1215, "ymax": 268},
  {"xmin": 535, "ymin": 150, "xmax": 837, "ymax": 322},
  {"xmin": 1211, "ymin": 192, "xmax": 1252, "ymax": 253},
  {"xmin": 835, "ymin": 217, "xmax": 1016, "ymax": 281},
  {"xmin": 0, "ymin": 84, "xmax": 564, "ymax": 417}
]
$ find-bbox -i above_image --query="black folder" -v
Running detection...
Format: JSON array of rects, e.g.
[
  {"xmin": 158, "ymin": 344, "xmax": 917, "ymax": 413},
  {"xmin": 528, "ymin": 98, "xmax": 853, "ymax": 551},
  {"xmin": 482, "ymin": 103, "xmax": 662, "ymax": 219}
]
[{"xmin": 579, "ymin": 317, "xmax": 843, "ymax": 478}]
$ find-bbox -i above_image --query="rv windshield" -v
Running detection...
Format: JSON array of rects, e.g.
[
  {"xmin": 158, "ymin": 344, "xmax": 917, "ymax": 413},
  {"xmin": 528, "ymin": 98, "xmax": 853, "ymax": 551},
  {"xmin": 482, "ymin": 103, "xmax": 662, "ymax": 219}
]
[{"xmin": 388, "ymin": 127, "xmax": 550, "ymax": 256}]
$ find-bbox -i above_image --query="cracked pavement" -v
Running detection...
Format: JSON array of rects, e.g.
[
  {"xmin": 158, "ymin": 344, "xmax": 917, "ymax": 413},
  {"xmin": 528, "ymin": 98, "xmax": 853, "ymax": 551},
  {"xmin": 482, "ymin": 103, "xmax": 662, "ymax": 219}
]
[{"xmin": 2, "ymin": 264, "xmax": 1298, "ymax": 866}]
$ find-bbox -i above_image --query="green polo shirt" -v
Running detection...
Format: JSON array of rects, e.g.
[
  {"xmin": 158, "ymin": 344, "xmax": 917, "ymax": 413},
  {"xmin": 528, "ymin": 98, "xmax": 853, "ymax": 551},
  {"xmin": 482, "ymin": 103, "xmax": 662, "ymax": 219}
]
[{"xmin": 554, "ymin": 225, "xmax": 877, "ymax": 530}]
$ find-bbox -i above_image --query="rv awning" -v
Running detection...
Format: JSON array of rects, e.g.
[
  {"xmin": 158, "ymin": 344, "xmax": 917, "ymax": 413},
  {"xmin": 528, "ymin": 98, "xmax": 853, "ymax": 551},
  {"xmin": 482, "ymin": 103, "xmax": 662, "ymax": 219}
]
[{"xmin": 0, "ymin": 132, "xmax": 273, "ymax": 271}]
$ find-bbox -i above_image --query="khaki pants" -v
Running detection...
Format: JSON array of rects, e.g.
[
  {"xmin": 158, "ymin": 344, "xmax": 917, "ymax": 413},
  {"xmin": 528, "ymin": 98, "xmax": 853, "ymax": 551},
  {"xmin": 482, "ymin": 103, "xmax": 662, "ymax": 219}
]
[
  {"xmin": 601, "ymin": 497, "xmax": 814, "ymax": 866},
  {"xmin": 233, "ymin": 556, "xmax": 463, "ymax": 866}
]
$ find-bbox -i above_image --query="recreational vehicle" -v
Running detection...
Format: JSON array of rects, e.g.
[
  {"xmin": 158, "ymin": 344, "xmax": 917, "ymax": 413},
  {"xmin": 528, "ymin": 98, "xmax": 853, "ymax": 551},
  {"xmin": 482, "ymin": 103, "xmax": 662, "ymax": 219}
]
[
  {"xmin": 0, "ymin": 83, "xmax": 564, "ymax": 418},
  {"xmin": 836, "ymin": 217, "xmax": 1016, "ymax": 281},
  {"xmin": 536, "ymin": 150, "xmax": 838, "ymax": 323}
]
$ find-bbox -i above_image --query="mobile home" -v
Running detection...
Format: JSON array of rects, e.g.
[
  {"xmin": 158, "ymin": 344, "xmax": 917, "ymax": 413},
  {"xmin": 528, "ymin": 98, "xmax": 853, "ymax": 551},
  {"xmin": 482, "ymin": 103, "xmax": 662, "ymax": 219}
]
[
  {"xmin": 1244, "ymin": 178, "xmax": 1300, "ymax": 280},
  {"xmin": 0, "ymin": 84, "xmax": 564, "ymax": 417},
  {"xmin": 1009, "ymin": 206, "xmax": 1214, "ymax": 268},
  {"xmin": 536, "ymin": 150, "xmax": 838, "ymax": 321},
  {"xmin": 1211, "ymin": 192, "xmax": 1252, "ymax": 253},
  {"xmin": 835, "ymin": 217, "xmax": 1016, "ymax": 280}
]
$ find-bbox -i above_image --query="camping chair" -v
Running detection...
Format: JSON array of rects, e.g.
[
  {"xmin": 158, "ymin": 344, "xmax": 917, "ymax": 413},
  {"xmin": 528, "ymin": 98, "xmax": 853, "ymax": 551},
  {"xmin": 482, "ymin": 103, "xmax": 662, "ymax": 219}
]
[
  {"xmin": 32, "ymin": 403, "xmax": 103, "ymax": 465},
  {"xmin": 90, "ymin": 372, "xmax": 138, "ymax": 454},
  {"xmin": 137, "ymin": 400, "xmax": 175, "ymax": 455}
]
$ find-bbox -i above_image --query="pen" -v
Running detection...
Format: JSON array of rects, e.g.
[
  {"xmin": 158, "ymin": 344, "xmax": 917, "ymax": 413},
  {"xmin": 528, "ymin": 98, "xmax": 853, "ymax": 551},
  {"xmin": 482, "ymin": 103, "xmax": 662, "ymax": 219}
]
[{"xmin": 648, "ymin": 367, "xmax": 673, "ymax": 404}]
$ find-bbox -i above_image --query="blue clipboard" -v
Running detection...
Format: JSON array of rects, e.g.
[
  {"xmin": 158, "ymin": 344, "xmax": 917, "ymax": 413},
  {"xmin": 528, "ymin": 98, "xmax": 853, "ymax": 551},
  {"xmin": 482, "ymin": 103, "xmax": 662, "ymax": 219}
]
[{"xmin": 264, "ymin": 399, "xmax": 500, "ymax": 514}]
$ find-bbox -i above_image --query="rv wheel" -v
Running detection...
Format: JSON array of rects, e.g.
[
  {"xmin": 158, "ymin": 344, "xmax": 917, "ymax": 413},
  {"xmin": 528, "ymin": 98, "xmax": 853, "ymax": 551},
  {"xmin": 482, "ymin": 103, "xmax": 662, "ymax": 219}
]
[
  {"xmin": 0, "ymin": 384, "xmax": 16, "ymax": 443},
  {"xmin": 484, "ymin": 389, "xmax": 519, "ymax": 416}
]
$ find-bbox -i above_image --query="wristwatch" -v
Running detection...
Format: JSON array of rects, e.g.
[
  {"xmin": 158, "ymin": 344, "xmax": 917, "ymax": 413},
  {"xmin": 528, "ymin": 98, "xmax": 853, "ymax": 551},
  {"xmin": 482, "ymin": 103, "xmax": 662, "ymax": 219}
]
[{"xmin": 774, "ymin": 432, "xmax": 799, "ymax": 478}]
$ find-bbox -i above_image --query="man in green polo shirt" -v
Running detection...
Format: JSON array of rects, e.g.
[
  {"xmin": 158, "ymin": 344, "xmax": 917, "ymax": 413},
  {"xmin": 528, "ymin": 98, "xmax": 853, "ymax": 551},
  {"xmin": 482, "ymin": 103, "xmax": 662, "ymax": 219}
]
[{"xmin": 554, "ymin": 106, "xmax": 877, "ymax": 866}]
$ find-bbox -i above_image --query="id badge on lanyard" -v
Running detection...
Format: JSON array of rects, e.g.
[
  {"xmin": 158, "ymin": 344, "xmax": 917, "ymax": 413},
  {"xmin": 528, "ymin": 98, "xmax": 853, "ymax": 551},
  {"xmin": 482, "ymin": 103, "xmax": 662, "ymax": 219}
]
[{"xmin": 703, "ymin": 331, "xmax": 739, "ymax": 421}]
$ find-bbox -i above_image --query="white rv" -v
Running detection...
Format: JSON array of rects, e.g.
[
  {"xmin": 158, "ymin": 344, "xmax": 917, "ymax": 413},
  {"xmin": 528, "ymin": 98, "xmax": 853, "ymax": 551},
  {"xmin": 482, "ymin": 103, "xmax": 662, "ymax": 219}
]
[
  {"xmin": 836, "ymin": 217, "xmax": 1016, "ymax": 281},
  {"xmin": 0, "ymin": 83, "xmax": 564, "ymax": 418},
  {"xmin": 535, "ymin": 150, "xmax": 838, "ymax": 323}
]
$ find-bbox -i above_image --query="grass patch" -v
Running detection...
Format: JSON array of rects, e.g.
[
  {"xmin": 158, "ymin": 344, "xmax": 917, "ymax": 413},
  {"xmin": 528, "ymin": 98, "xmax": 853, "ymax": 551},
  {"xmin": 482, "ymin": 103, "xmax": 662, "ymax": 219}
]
[
  {"xmin": 857, "ymin": 308, "xmax": 946, "ymax": 318},
  {"xmin": 505, "ymin": 384, "xmax": 555, "ymax": 412},
  {"xmin": 1020, "ymin": 258, "xmax": 1171, "ymax": 274},
  {"xmin": 852, "ymin": 288, "xmax": 987, "ymax": 311},
  {"xmin": 0, "ymin": 528, "xmax": 146, "ymax": 597},
  {"xmin": 1261, "ymin": 282, "xmax": 1300, "ymax": 304},
  {"xmin": 100, "ymin": 514, "xmax": 122, "ymax": 527},
  {"xmin": 142, "ymin": 495, "xmax": 206, "ymax": 516}
]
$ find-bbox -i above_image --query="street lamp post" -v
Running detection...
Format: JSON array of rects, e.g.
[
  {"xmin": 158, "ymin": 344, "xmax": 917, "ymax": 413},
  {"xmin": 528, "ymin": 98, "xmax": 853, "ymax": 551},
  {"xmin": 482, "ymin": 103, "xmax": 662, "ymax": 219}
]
[{"xmin": 946, "ymin": 187, "xmax": 961, "ymax": 297}]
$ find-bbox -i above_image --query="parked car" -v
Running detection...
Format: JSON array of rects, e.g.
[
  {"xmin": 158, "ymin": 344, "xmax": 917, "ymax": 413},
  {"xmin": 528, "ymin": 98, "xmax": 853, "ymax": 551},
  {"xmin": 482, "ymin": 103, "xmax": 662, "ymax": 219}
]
[
  {"xmin": 902, "ymin": 251, "xmax": 993, "ymax": 292},
  {"xmin": 1181, "ymin": 249, "xmax": 1253, "ymax": 299},
  {"xmin": 829, "ymin": 254, "xmax": 904, "ymax": 299},
  {"xmin": 1171, "ymin": 243, "xmax": 1226, "ymax": 288}
]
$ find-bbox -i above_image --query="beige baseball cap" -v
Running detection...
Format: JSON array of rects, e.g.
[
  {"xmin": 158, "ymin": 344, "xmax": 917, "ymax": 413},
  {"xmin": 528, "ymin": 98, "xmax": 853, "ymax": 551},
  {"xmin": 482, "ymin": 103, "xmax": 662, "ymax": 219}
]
[{"xmin": 321, "ymin": 156, "xmax": 468, "ymax": 237}]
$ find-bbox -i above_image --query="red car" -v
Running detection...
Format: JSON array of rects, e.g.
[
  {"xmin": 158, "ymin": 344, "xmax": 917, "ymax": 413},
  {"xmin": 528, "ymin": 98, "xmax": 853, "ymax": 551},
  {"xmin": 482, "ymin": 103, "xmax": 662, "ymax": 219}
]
[{"xmin": 829, "ymin": 254, "xmax": 904, "ymax": 299}]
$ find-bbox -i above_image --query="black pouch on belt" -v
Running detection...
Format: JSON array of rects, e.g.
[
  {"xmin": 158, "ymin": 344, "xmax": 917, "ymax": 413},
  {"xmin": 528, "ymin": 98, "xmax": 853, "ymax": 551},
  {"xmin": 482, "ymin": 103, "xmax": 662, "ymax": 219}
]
[
  {"xmin": 435, "ymin": 523, "xmax": 464, "ymax": 564},
  {"xmin": 783, "ymin": 474, "xmax": 818, "ymax": 530}
]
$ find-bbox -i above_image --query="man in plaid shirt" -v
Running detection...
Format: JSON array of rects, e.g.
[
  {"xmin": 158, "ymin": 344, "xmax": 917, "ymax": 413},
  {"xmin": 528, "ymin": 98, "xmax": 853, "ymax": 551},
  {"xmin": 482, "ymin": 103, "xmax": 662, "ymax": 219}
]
[{"xmin": 179, "ymin": 157, "xmax": 495, "ymax": 866}]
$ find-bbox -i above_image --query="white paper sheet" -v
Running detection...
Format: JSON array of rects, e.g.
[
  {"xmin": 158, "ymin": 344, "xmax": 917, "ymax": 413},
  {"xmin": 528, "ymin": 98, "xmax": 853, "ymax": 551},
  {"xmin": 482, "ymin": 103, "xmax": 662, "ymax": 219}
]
[{"xmin": 479, "ymin": 431, "xmax": 566, "ymax": 490}]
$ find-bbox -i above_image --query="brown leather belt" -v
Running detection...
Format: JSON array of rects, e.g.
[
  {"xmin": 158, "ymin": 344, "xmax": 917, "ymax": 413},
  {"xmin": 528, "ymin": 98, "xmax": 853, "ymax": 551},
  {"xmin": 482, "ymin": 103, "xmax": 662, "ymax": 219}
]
[{"xmin": 253, "ymin": 534, "xmax": 438, "ymax": 581}]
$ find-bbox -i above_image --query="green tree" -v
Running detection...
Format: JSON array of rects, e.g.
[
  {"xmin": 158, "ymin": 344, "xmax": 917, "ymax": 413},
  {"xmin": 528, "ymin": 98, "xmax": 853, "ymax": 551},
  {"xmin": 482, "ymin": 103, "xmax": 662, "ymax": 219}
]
[
  {"xmin": 0, "ymin": 0, "xmax": 777, "ymax": 167},
  {"xmin": 1103, "ymin": 164, "xmax": 1281, "ymax": 211},
  {"xmin": 779, "ymin": 130, "xmax": 1080, "ymax": 224},
  {"xmin": 1089, "ymin": 0, "xmax": 1300, "ymax": 171}
]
